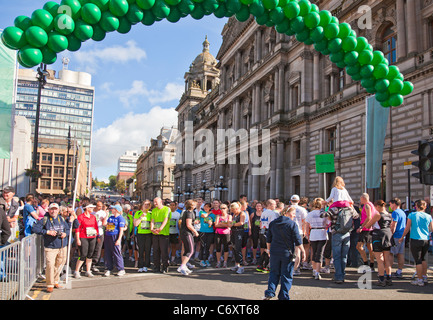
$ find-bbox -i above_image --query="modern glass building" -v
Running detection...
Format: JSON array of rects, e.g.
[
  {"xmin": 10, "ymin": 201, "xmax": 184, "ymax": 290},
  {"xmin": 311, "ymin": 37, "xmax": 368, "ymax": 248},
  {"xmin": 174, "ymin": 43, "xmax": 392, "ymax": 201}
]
[{"xmin": 15, "ymin": 65, "xmax": 95, "ymax": 193}]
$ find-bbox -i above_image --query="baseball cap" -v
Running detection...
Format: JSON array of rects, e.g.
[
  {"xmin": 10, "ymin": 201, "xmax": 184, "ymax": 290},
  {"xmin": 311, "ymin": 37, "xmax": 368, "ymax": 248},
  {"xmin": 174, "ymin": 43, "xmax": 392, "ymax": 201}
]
[
  {"xmin": 178, "ymin": 203, "xmax": 185, "ymax": 209},
  {"xmin": 291, "ymin": 195, "xmax": 300, "ymax": 201},
  {"xmin": 85, "ymin": 204, "xmax": 96, "ymax": 209},
  {"xmin": 3, "ymin": 186, "xmax": 15, "ymax": 193},
  {"xmin": 49, "ymin": 203, "xmax": 59, "ymax": 209},
  {"xmin": 110, "ymin": 204, "xmax": 123, "ymax": 213}
]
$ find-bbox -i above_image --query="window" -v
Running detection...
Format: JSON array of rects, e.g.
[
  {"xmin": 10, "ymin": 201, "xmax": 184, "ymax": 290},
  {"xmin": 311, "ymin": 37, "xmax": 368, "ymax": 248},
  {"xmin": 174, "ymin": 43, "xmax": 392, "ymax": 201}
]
[
  {"xmin": 382, "ymin": 26, "xmax": 396, "ymax": 65},
  {"xmin": 326, "ymin": 127, "xmax": 337, "ymax": 152},
  {"xmin": 293, "ymin": 175, "xmax": 301, "ymax": 196},
  {"xmin": 157, "ymin": 170, "xmax": 162, "ymax": 182},
  {"xmin": 291, "ymin": 85, "xmax": 299, "ymax": 109},
  {"xmin": 40, "ymin": 179, "xmax": 51, "ymax": 189},
  {"xmin": 293, "ymin": 140, "xmax": 301, "ymax": 161},
  {"xmin": 338, "ymin": 69, "xmax": 345, "ymax": 91}
]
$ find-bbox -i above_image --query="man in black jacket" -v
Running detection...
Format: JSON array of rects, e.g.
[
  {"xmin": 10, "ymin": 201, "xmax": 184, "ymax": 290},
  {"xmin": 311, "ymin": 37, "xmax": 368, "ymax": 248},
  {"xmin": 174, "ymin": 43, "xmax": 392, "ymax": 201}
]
[
  {"xmin": 32, "ymin": 203, "xmax": 70, "ymax": 292},
  {"xmin": 0, "ymin": 205, "xmax": 11, "ymax": 247}
]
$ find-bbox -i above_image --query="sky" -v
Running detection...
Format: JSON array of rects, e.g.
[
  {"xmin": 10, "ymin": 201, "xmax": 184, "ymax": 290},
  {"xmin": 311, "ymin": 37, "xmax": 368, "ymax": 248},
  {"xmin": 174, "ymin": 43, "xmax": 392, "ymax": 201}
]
[{"xmin": 0, "ymin": 0, "xmax": 228, "ymax": 182}]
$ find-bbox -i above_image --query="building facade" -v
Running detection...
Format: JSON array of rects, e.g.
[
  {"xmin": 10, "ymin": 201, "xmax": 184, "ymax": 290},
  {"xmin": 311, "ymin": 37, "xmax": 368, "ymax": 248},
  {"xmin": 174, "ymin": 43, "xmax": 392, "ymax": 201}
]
[
  {"xmin": 174, "ymin": 0, "xmax": 433, "ymax": 205},
  {"xmin": 15, "ymin": 62, "xmax": 95, "ymax": 193},
  {"xmin": 136, "ymin": 127, "xmax": 178, "ymax": 201}
]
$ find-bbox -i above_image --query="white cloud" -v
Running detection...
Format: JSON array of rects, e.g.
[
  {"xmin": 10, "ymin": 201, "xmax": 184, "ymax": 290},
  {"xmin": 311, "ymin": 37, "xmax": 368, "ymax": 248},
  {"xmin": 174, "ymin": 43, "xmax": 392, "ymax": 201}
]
[
  {"xmin": 74, "ymin": 40, "xmax": 147, "ymax": 73},
  {"xmin": 91, "ymin": 106, "xmax": 178, "ymax": 180},
  {"xmin": 103, "ymin": 80, "xmax": 184, "ymax": 108}
]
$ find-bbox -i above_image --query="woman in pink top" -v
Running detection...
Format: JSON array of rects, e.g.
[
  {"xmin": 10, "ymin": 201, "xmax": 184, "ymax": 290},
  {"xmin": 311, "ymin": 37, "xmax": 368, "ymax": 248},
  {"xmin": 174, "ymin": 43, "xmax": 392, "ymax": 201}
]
[
  {"xmin": 356, "ymin": 193, "xmax": 376, "ymax": 272},
  {"xmin": 214, "ymin": 204, "xmax": 232, "ymax": 268}
]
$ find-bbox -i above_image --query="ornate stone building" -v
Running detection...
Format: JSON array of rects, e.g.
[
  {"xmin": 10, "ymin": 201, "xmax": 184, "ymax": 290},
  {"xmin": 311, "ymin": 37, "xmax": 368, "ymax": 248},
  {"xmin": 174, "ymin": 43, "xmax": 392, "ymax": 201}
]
[{"xmin": 174, "ymin": 0, "xmax": 433, "ymax": 204}]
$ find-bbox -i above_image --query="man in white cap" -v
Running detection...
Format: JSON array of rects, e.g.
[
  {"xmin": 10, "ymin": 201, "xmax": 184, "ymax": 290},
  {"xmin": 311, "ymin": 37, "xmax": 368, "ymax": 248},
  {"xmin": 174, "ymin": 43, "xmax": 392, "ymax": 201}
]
[
  {"xmin": 290, "ymin": 195, "xmax": 308, "ymax": 275},
  {"xmin": 32, "ymin": 202, "xmax": 70, "ymax": 292}
]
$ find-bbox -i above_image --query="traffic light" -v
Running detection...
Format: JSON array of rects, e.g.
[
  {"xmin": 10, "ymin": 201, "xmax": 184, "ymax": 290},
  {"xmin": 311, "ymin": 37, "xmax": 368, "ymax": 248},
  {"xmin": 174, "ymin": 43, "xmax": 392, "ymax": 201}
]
[{"xmin": 412, "ymin": 140, "xmax": 433, "ymax": 185}]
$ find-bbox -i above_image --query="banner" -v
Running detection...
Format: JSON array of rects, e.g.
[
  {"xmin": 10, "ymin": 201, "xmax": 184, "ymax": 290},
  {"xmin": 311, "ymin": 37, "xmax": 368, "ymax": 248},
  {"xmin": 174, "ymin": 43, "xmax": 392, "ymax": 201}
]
[
  {"xmin": 365, "ymin": 95, "xmax": 389, "ymax": 188},
  {"xmin": 0, "ymin": 30, "xmax": 17, "ymax": 159}
]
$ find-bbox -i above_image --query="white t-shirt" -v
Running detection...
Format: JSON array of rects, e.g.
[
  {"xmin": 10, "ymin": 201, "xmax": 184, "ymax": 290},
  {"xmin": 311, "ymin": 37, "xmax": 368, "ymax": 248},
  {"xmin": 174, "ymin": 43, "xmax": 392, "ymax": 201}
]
[
  {"xmin": 169, "ymin": 210, "xmax": 181, "ymax": 234},
  {"xmin": 326, "ymin": 187, "xmax": 353, "ymax": 203},
  {"xmin": 291, "ymin": 204, "xmax": 308, "ymax": 236},
  {"xmin": 306, "ymin": 209, "xmax": 328, "ymax": 241},
  {"xmin": 92, "ymin": 210, "xmax": 107, "ymax": 236},
  {"xmin": 260, "ymin": 209, "xmax": 279, "ymax": 230}
]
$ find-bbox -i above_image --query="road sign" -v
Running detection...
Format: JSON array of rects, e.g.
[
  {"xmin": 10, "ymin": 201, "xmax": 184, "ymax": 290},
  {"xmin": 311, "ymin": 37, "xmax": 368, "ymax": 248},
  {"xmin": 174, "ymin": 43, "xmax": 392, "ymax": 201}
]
[
  {"xmin": 404, "ymin": 161, "xmax": 412, "ymax": 170},
  {"xmin": 315, "ymin": 154, "xmax": 335, "ymax": 173}
]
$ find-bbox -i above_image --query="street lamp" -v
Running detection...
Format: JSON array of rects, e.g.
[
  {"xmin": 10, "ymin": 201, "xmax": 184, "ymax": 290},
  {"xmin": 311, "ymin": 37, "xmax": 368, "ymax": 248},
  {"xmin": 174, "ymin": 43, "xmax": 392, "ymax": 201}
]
[
  {"xmin": 200, "ymin": 179, "xmax": 210, "ymax": 200},
  {"xmin": 174, "ymin": 185, "xmax": 181, "ymax": 203},
  {"xmin": 184, "ymin": 183, "xmax": 192, "ymax": 201},
  {"xmin": 215, "ymin": 176, "xmax": 228, "ymax": 201},
  {"xmin": 31, "ymin": 63, "xmax": 48, "ymax": 183}
]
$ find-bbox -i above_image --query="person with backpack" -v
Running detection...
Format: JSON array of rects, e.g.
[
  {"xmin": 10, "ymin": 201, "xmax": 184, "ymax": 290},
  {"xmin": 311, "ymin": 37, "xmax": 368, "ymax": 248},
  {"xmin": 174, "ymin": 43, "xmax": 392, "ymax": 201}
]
[
  {"xmin": 321, "ymin": 202, "xmax": 359, "ymax": 284},
  {"xmin": 32, "ymin": 203, "xmax": 70, "ymax": 292}
]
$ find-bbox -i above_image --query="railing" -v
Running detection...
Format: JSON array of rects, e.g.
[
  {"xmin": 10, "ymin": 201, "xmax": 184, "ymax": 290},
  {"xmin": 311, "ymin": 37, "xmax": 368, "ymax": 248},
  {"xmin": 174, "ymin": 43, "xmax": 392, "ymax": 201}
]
[{"xmin": 0, "ymin": 235, "xmax": 44, "ymax": 300}]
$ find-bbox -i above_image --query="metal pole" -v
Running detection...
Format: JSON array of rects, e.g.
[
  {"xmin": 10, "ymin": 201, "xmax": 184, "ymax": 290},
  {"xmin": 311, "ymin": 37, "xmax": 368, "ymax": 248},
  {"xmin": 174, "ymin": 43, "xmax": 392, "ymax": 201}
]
[{"xmin": 407, "ymin": 168, "xmax": 411, "ymax": 211}]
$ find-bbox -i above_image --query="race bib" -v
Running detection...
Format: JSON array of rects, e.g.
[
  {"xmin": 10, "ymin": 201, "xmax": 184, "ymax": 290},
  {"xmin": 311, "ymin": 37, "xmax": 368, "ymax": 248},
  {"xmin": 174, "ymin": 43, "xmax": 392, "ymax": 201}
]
[
  {"xmin": 106, "ymin": 223, "xmax": 115, "ymax": 232},
  {"xmin": 86, "ymin": 227, "xmax": 97, "ymax": 237},
  {"xmin": 141, "ymin": 220, "xmax": 150, "ymax": 229}
]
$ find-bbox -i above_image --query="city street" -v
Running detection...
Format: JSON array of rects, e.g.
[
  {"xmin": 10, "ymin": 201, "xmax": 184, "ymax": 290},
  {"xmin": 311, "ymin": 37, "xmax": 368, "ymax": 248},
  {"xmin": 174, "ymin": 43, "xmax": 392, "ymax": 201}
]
[{"xmin": 29, "ymin": 261, "xmax": 433, "ymax": 301}]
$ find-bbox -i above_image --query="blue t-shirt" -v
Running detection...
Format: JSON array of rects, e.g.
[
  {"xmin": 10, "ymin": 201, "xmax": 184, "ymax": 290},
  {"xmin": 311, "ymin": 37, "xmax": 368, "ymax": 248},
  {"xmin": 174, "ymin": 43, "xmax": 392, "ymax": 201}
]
[
  {"xmin": 392, "ymin": 208, "xmax": 406, "ymax": 239},
  {"xmin": 23, "ymin": 203, "xmax": 36, "ymax": 222},
  {"xmin": 199, "ymin": 211, "xmax": 215, "ymax": 233},
  {"xmin": 408, "ymin": 211, "xmax": 432, "ymax": 241},
  {"xmin": 105, "ymin": 215, "xmax": 126, "ymax": 236}
]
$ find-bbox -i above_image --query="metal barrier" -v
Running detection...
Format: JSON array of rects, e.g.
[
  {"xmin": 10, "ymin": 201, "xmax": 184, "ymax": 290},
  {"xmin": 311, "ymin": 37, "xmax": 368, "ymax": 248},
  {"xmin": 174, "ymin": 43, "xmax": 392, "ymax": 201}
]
[{"xmin": 0, "ymin": 234, "xmax": 44, "ymax": 300}]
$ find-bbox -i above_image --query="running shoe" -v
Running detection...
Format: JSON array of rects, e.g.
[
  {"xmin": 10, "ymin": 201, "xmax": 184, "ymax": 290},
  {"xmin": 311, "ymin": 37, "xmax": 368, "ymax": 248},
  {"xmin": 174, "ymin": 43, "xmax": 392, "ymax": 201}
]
[
  {"xmin": 411, "ymin": 279, "xmax": 425, "ymax": 286},
  {"xmin": 216, "ymin": 261, "xmax": 221, "ymax": 268},
  {"xmin": 103, "ymin": 270, "xmax": 111, "ymax": 277},
  {"xmin": 392, "ymin": 271, "xmax": 403, "ymax": 279},
  {"xmin": 85, "ymin": 271, "xmax": 94, "ymax": 278},
  {"xmin": 205, "ymin": 260, "xmax": 211, "ymax": 267},
  {"xmin": 374, "ymin": 279, "xmax": 386, "ymax": 287},
  {"xmin": 223, "ymin": 261, "xmax": 228, "ymax": 268},
  {"xmin": 293, "ymin": 268, "xmax": 301, "ymax": 276},
  {"xmin": 236, "ymin": 267, "xmax": 245, "ymax": 274},
  {"xmin": 177, "ymin": 266, "xmax": 189, "ymax": 275},
  {"xmin": 117, "ymin": 270, "xmax": 126, "ymax": 276},
  {"xmin": 73, "ymin": 271, "xmax": 81, "ymax": 279},
  {"xmin": 231, "ymin": 266, "xmax": 239, "ymax": 272},
  {"xmin": 200, "ymin": 260, "xmax": 207, "ymax": 267}
]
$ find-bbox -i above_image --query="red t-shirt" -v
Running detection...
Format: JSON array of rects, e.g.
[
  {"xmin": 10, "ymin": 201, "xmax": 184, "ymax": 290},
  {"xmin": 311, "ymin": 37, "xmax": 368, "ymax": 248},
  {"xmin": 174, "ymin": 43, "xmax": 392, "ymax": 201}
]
[
  {"xmin": 212, "ymin": 209, "xmax": 222, "ymax": 216},
  {"xmin": 76, "ymin": 213, "xmax": 99, "ymax": 239}
]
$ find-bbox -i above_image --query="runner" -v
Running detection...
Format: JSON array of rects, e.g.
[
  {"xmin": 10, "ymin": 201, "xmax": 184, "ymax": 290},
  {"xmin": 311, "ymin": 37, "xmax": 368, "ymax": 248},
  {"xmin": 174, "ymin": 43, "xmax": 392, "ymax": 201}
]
[
  {"xmin": 389, "ymin": 198, "xmax": 406, "ymax": 278},
  {"xmin": 198, "ymin": 203, "xmax": 215, "ymax": 267},
  {"xmin": 178, "ymin": 199, "xmax": 199, "ymax": 275},
  {"xmin": 250, "ymin": 201, "xmax": 264, "ymax": 265},
  {"xmin": 230, "ymin": 202, "xmax": 246, "ymax": 274},
  {"xmin": 257, "ymin": 199, "xmax": 279, "ymax": 273},
  {"xmin": 169, "ymin": 201, "xmax": 181, "ymax": 266},
  {"xmin": 214, "ymin": 203, "xmax": 232, "ymax": 268},
  {"xmin": 133, "ymin": 200, "xmax": 152, "ymax": 272},
  {"xmin": 290, "ymin": 195, "xmax": 308, "ymax": 275},
  {"xmin": 356, "ymin": 193, "xmax": 376, "ymax": 272},
  {"xmin": 150, "ymin": 197, "xmax": 171, "ymax": 273}
]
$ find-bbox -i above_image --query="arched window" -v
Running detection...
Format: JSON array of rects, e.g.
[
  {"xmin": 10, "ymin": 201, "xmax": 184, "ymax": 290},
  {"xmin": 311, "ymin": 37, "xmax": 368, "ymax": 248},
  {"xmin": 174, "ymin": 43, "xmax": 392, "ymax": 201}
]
[{"xmin": 382, "ymin": 26, "xmax": 397, "ymax": 65}]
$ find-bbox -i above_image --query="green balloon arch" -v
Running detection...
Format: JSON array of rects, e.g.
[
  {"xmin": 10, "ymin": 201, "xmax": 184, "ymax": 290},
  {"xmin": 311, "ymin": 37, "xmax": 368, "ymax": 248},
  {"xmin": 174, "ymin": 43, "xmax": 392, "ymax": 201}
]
[{"xmin": 1, "ymin": 0, "xmax": 414, "ymax": 107}]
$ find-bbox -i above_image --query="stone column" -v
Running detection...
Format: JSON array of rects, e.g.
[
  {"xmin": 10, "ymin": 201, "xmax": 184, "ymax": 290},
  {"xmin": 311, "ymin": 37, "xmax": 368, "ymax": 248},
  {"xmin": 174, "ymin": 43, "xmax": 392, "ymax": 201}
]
[
  {"xmin": 313, "ymin": 52, "xmax": 320, "ymax": 101},
  {"xmin": 254, "ymin": 82, "xmax": 261, "ymax": 124},
  {"xmin": 407, "ymin": 0, "xmax": 417, "ymax": 55},
  {"xmin": 396, "ymin": 0, "xmax": 407, "ymax": 60},
  {"xmin": 276, "ymin": 139, "xmax": 284, "ymax": 199},
  {"xmin": 270, "ymin": 140, "xmax": 277, "ymax": 198},
  {"xmin": 233, "ymin": 98, "xmax": 241, "ymax": 131}
]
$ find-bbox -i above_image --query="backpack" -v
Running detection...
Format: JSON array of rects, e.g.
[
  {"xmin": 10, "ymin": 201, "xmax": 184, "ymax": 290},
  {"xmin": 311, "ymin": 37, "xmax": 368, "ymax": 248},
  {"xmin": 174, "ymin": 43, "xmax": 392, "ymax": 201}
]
[{"xmin": 334, "ymin": 207, "xmax": 356, "ymax": 234}]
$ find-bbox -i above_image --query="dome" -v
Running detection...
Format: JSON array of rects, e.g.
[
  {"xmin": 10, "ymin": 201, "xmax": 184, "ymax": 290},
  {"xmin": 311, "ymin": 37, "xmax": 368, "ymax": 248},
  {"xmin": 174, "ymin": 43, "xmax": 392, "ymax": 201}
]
[{"xmin": 191, "ymin": 36, "xmax": 217, "ymax": 71}]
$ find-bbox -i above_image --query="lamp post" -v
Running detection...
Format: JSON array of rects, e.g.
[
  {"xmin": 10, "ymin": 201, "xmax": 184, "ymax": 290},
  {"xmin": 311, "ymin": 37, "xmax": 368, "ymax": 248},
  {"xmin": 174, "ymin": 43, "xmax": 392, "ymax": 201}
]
[
  {"xmin": 215, "ymin": 176, "xmax": 228, "ymax": 202},
  {"xmin": 200, "ymin": 179, "xmax": 210, "ymax": 201},
  {"xmin": 174, "ymin": 185, "xmax": 181, "ymax": 203},
  {"xmin": 184, "ymin": 183, "xmax": 192, "ymax": 201},
  {"xmin": 31, "ymin": 63, "xmax": 48, "ymax": 185}
]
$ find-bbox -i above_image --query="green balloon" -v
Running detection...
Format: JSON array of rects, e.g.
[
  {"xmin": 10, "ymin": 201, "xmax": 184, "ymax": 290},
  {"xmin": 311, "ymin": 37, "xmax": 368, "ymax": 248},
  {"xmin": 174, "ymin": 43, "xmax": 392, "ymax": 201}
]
[
  {"xmin": 100, "ymin": 11, "xmax": 120, "ymax": 31},
  {"xmin": 60, "ymin": 0, "xmax": 82, "ymax": 20},
  {"xmin": 41, "ymin": 46, "xmax": 57, "ymax": 64},
  {"xmin": 374, "ymin": 79, "xmax": 389, "ymax": 93},
  {"xmin": 310, "ymin": 3, "xmax": 319, "ymax": 13},
  {"xmin": 337, "ymin": 22, "xmax": 351, "ymax": 39},
  {"xmin": 190, "ymin": 3, "xmax": 205, "ymax": 18},
  {"xmin": 1, "ymin": 26, "xmax": 28, "ymax": 50},
  {"xmin": 109, "ymin": 0, "xmax": 130, "ymax": 16},
  {"xmin": 373, "ymin": 63, "xmax": 389, "ymax": 79},
  {"xmin": 236, "ymin": 4, "xmax": 250, "ymax": 21},
  {"xmin": 343, "ymin": 51, "xmax": 358, "ymax": 66},
  {"xmin": 401, "ymin": 81, "xmax": 414, "ymax": 96},
  {"xmin": 74, "ymin": 20, "xmax": 93, "ymax": 41},
  {"xmin": 167, "ymin": 6, "xmax": 182, "ymax": 22},
  {"xmin": 304, "ymin": 12, "xmax": 320, "ymax": 29},
  {"xmin": 14, "ymin": 16, "xmax": 33, "ymax": 32},
  {"xmin": 269, "ymin": 7, "xmax": 284, "ymax": 25},
  {"xmin": 240, "ymin": 0, "xmax": 254, "ymax": 4},
  {"xmin": 43, "ymin": 2, "xmax": 60, "ymax": 18},
  {"xmin": 141, "ymin": 10, "xmax": 156, "ymax": 25},
  {"xmin": 290, "ymin": 16, "xmax": 305, "ymax": 33},
  {"xmin": 371, "ymin": 50, "xmax": 385, "ymax": 66},
  {"xmin": 318, "ymin": 10, "xmax": 332, "ymax": 27},
  {"xmin": 81, "ymin": 3, "xmax": 102, "ymax": 24},
  {"xmin": 91, "ymin": 0, "xmax": 110, "ymax": 10},
  {"xmin": 330, "ymin": 51, "xmax": 344, "ymax": 64},
  {"xmin": 314, "ymin": 37, "xmax": 328, "ymax": 52},
  {"xmin": 298, "ymin": 0, "xmax": 311, "ymax": 16},
  {"xmin": 324, "ymin": 22, "xmax": 339, "ymax": 39},
  {"xmin": 360, "ymin": 64, "xmax": 374, "ymax": 78},
  {"xmin": 275, "ymin": 19, "xmax": 290, "ymax": 33},
  {"xmin": 380, "ymin": 100, "xmax": 391, "ymax": 108},
  {"xmin": 203, "ymin": 0, "xmax": 219, "ymax": 14},
  {"xmin": 389, "ymin": 94, "xmax": 403, "ymax": 107},
  {"xmin": 18, "ymin": 45, "xmax": 43, "ymax": 67},
  {"xmin": 226, "ymin": 0, "xmax": 242, "ymax": 14},
  {"xmin": 66, "ymin": 34, "xmax": 82, "ymax": 51},
  {"xmin": 262, "ymin": 0, "xmax": 278, "ymax": 10},
  {"xmin": 250, "ymin": 0, "xmax": 264, "ymax": 17},
  {"xmin": 255, "ymin": 12, "xmax": 269, "ymax": 25},
  {"xmin": 352, "ymin": 73, "xmax": 362, "ymax": 81},
  {"xmin": 309, "ymin": 26, "xmax": 324, "ymax": 42},
  {"xmin": 214, "ymin": 2, "xmax": 227, "ymax": 18},
  {"xmin": 346, "ymin": 64, "xmax": 360, "ymax": 76},
  {"xmin": 47, "ymin": 31, "xmax": 69, "ymax": 52},
  {"xmin": 388, "ymin": 79, "xmax": 404, "ymax": 94},
  {"xmin": 341, "ymin": 36, "xmax": 356, "ymax": 52},
  {"xmin": 25, "ymin": 26, "xmax": 48, "ymax": 48},
  {"xmin": 152, "ymin": 0, "xmax": 171, "ymax": 18},
  {"xmin": 91, "ymin": 24, "xmax": 106, "ymax": 41},
  {"xmin": 327, "ymin": 37, "xmax": 342, "ymax": 53},
  {"xmin": 375, "ymin": 91, "xmax": 389, "ymax": 103},
  {"xmin": 179, "ymin": 0, "xmax": 195, "ymax": 14},
  {"xmin": 296, "ymin": 29, "xmax": 310, "ymax": 43},
  {"xmin": 54, "ymin": 14, "xmax": 76, "ymax": 35},
  {"xmin": 31, "ymin": 9, "xmax": 54, "ymax": 32},
  {"xmin": 283, "ymin": 1, "xmax": 300, "ymax": 19},
  {"xmin": 358, "ymin": 49, "xmax": 373, "ymax": 65},
  {"xmin": 125, "ymin": 4, "xmax": 144, "ymax": 24},
  {"xmin": 165, "ymin": 0, "xmax": 181, "ymax": 5},
  {"xmin": 355, "ymin": 36, "xmax": 368, "ymax": 52},
  {"xmin": 117, "ymin": 17, "xmax": 132, "ymax": 33},
  {"xmin": 361, "ymin": 78, "xmax": 375, "ymax": 89}
]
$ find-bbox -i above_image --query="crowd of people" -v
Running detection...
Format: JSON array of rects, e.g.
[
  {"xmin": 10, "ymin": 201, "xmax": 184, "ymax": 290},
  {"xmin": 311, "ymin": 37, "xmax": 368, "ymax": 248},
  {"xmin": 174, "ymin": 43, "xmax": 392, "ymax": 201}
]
[{"xmin": 0, "ymin": 175, "xmax": 432, "ymax": 298}]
